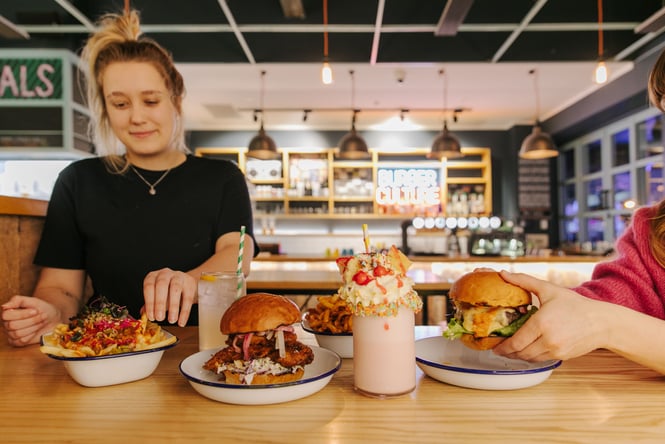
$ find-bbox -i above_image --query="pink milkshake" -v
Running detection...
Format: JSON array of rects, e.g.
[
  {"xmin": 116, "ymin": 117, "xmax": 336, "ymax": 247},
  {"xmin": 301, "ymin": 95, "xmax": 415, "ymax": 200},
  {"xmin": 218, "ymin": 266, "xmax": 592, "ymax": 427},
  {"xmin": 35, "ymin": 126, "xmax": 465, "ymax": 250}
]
[{"xmin": 336, "ymin": 245, "xmax": 422, "ymax": 398}]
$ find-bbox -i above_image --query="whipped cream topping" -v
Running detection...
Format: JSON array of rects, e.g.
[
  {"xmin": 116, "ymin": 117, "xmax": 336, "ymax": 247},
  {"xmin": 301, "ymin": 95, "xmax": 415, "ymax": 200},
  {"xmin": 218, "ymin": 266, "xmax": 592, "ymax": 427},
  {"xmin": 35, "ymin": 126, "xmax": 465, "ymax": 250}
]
[{"xmin": 336, "ymin": 246, "xmax": 422, "ymax": 317}]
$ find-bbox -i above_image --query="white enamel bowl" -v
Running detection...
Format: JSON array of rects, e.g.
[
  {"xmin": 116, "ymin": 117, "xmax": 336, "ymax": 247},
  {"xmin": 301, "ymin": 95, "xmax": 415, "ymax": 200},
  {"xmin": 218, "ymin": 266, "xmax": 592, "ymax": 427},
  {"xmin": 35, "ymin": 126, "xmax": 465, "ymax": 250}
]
[
  {"xmin": 40, "ymin": 330, "xmax": 178, "ymax": 387},
  {"xmin": 301, "ymin": 314, "xmax": 353, "ymax": 358}
]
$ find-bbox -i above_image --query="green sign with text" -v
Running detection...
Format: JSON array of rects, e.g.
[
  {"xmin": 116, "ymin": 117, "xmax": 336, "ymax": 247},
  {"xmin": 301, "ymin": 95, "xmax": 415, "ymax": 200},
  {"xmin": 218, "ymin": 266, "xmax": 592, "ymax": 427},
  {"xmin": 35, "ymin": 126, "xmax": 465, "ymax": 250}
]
[{"xmin": 0, "ymin": 58, "xmax": 62, "ymax": 100}]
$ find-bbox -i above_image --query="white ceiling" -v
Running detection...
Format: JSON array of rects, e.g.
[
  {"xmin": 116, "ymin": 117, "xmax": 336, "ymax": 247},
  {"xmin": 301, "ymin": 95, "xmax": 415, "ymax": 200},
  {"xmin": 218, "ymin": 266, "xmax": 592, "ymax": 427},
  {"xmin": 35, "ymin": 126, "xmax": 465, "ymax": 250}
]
[{"xmin": 177, "ymin": 60, "xmax": 636, "ymax": 132}]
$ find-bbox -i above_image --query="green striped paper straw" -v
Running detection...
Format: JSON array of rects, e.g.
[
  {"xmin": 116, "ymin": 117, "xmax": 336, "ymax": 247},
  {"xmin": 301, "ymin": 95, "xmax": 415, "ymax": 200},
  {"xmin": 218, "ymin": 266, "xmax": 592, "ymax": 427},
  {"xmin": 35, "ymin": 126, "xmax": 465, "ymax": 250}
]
[{"xmin": 236, "ymin": 225, "xmax": 246, "ymax": 298}]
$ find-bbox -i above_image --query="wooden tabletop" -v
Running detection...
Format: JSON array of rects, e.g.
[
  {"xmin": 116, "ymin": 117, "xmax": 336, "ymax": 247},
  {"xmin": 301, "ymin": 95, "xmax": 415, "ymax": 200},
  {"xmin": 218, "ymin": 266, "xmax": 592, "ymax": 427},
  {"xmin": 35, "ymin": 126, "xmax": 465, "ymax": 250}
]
[{"xmin": 2, "ymin": 326, "xmax": 665, "ymax": 443}]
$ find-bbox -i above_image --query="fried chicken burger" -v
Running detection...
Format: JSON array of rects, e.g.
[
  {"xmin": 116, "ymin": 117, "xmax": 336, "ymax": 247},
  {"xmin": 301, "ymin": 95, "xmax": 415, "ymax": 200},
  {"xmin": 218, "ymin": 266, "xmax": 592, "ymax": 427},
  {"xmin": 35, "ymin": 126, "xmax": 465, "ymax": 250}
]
[
  {"xmin": 443, "ymin": 271, "xmax": 537, "ymax": 350},
  {"xmin": 202, "ymin": 293, "xmax": 314, "ymax": 385}
]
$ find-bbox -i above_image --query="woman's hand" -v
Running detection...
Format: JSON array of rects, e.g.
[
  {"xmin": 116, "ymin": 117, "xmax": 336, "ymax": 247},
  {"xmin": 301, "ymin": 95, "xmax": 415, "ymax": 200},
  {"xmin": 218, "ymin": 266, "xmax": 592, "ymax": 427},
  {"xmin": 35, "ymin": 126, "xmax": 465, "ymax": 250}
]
[
  {"xmin": 492, "ymin": 270, "xmax": 610, "ymax": 362},
  {"xmin": 142, "ymin": 267, "xmax": 197, "ymax": 326},
  {"xmin": 1, "ymin": 295, "xmax": 61, "ymax": 346}
]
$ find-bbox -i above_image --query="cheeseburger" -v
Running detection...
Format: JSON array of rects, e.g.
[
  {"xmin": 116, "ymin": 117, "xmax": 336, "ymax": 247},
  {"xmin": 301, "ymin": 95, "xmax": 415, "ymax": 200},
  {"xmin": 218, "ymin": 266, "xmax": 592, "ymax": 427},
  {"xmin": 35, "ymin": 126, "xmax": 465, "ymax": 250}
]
[
  {"xmin": 203, "ymin": 293, "xmax": 314, "ymax": 384},
  {"xmin": 443, "ymin": 271, "xmax": 537, "ymax": 350}
]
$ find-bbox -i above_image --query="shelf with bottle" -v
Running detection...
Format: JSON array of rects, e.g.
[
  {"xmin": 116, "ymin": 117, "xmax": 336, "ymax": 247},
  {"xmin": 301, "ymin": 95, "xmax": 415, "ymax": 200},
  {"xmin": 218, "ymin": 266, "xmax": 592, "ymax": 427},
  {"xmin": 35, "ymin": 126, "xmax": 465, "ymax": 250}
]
[
  {"xmin": 196, "ymin": 146, "xmax": 492, "ymax": 219},
  {"xmin": 286, "ymin": 151, "xmax": 329, "ymax": 199},
  {"xmin": 445, "ymin": 183, "xmax": 489, "ymax": 217},
  {"xmin": 333, "ymin": 165, "xmax": 374, "ymax": 199}
]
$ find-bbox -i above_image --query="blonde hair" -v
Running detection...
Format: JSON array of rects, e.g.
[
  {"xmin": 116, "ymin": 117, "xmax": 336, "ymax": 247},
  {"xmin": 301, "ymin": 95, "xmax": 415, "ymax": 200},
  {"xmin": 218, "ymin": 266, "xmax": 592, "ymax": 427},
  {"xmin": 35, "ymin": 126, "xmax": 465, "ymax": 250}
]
[
  {"xmin": 647, "ymin": 49, "xmax": 665, "ymax": 267},
  {"xmin": 80, "ymin": 10, "xmax": 188, "ymax": 173}
]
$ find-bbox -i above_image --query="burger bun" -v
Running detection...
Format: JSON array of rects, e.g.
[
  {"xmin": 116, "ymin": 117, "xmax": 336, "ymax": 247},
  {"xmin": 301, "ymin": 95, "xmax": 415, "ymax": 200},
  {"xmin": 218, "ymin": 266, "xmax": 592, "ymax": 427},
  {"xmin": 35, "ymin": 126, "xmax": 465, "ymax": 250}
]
[
  {"xmin": 450, "ymin": 271, "xmax": 531, "ymax": 307},
  {"xmin": 222, "ymin": 368, "xmax": 305, "ymax": 385},
  {"xmin": 220, "ymin": 292, "xmax": 300, "ymax": 334}
]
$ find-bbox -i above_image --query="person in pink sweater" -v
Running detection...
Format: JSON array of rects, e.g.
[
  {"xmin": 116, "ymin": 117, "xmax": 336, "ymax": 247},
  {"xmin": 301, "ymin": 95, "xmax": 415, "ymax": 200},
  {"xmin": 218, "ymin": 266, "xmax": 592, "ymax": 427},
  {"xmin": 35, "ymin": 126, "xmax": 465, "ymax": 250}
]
[{"xmin": 493, "ymin": 50, "xmax": 665, "ymax": 374}]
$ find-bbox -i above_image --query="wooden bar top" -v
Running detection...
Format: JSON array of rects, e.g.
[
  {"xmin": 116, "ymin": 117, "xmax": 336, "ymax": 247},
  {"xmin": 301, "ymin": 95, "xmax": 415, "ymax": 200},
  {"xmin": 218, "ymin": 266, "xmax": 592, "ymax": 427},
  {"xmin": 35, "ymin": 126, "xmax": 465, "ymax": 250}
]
[
  {"xmin": 0, "ymin": 195, "xmax": 48, "ymax": 217},
  {"xmin": 255, "ymin": 253, "xmax": 605, "ymax": 263},
  {"xmin": 246, "ymin": 268, "xmax": 450, "ymax": 293},
  {"xmin": 2, "ymin": 326, "xmax": 664, "ymax": 443}
]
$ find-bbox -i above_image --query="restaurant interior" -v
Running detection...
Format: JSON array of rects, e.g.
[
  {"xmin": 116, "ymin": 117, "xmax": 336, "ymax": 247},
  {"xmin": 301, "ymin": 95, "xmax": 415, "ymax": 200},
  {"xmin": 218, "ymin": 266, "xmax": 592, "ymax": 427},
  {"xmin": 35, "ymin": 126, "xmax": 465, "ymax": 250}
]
[{"xmin": 2, "ymin": 2, "xmax": 665, "ymax": 442}]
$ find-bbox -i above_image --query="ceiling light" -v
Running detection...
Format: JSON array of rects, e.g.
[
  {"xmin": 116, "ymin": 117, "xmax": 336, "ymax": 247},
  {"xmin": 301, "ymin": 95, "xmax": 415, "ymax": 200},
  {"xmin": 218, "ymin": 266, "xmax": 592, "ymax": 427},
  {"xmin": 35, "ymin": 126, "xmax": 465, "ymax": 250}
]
[
  {"xmin": 321, "ymin": 60, "xmax": 333, "ymax": 85},
  {"xmin": 594, "ymin": 61, "xmax": 608, "ymax": 84},
  {"xmin": 337, "ymin": 70, "xmax": 370, "ymax": 159},
  {"xmin": 593, "ymin": 0, "xmax": 608, "ymax": 85},
  {"xmin": 247, "ymin": 70, "xmax": 280, "ymax": 160},
  {"xmin": 519, "ymin": 69, "xmax": 558, "ymax": 159},
  {"xmin": 321, "ymin": 0, "xmax": 333, "ymax": 85},
  {"xmin": 428, "ymin": 69, "xmax": 463, "ymax": 160}
]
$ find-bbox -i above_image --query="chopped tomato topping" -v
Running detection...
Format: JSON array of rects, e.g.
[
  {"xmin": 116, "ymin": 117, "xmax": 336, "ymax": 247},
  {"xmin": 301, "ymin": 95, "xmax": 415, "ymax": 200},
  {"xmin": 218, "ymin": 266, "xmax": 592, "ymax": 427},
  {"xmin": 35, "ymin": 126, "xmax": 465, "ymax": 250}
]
[
  {"xmin": 373, "ymin": 265, "xmax": 391, "ymax": 277},
  {"xmin": 353, "ymin": 271, "xmax": 373, "ymax": 285}
]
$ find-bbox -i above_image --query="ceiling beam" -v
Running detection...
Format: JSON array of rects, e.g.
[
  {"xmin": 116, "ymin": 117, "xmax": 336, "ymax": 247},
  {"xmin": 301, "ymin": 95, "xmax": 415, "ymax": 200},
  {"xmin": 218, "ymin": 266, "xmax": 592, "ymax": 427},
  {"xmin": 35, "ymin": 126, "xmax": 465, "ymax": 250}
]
[
  {"xmin": 434, "ymin": 0, "xmax": 474, "ymax": 36},
  {"xmin": 635, "ymin": 6, "xmax": 665, "ymax": 34},
  {"xmin": 53, "ymin": 0, "xmax": 95, "ymax": 31},
  {"xmin": 279, "ymin": 0, "xmax": 305, "ymax": 19},
  {"xmin": 369, "ymin": 0, "xmax": 386, "ymax": 65},
  {"xmin": 0, "ymin": 15, "xmax": 29, "ymax": 39},
  {"xmin": 492, "ymin": 0, "xmax": 547, "ymax": 63},
  {"xmin": 217, "ymin": 0, "xmax": 256, "ymax": 64}
]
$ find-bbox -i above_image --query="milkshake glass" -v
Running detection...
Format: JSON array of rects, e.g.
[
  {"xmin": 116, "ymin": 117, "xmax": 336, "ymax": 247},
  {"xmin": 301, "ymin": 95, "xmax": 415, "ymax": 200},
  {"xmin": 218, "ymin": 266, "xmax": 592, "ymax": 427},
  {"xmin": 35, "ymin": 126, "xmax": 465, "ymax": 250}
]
[
  {"xmin": 353, "ymin": 307, "xmax": 416, "ymax": 397},
  {"xmin": 335, "ymin": 245, "xmax": 423, "ymax": 398}
]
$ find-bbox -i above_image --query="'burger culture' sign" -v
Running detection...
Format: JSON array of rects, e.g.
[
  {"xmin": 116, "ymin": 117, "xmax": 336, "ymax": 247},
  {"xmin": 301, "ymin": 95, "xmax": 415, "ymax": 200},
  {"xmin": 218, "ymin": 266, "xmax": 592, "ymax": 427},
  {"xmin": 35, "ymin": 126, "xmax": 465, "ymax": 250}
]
[
  {"xmin": 375, "ymin": 166, "xmax": 442, "ymax": 208},
  {"xmin": 0, "ymin": 58, "xmax": 62, "ymax": 100}
]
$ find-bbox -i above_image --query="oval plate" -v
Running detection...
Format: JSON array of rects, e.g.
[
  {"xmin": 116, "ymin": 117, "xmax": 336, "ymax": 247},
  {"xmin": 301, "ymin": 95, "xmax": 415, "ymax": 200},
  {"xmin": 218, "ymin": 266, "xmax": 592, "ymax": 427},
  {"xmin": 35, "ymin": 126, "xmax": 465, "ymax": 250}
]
[{"xmin": 416, "ymin": 336, "xmax": 561, "ymax": 390}]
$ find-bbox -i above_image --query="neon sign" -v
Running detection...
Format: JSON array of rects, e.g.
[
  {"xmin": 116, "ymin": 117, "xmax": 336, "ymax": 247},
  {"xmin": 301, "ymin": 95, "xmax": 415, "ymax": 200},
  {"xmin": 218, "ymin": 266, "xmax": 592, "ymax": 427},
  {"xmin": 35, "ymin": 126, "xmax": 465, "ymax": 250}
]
[
  {"xmin": 375, "ymin": 167, "xmax": 441, "ymax": 206},
  {"xmin": 0, "ymin": 58, "xmax": 62, "ymax": 100}
]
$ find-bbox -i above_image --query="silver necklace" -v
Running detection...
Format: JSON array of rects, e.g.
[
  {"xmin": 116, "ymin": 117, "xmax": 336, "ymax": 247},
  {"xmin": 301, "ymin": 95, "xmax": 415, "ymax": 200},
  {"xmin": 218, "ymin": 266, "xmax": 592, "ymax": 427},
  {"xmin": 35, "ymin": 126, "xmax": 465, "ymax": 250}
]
[{"xmin": 131, "ymin": 166, "xmax": 172, "ymax": 195}]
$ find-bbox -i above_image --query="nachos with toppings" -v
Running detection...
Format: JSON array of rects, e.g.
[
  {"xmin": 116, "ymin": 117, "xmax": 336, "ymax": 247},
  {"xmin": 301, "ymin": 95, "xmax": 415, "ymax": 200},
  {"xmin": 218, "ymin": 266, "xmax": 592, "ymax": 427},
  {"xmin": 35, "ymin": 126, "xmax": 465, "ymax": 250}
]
[{"xmin": 40, "ymin": 296, "xmax": 176, "ymax": 357}]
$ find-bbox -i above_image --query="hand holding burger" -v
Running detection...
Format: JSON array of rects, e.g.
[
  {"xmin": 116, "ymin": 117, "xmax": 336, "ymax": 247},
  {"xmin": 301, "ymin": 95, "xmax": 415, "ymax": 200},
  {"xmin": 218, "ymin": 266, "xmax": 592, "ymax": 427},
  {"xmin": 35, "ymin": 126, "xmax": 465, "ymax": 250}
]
[
  {"xmin": 203, "ymin": 293, "xmax": 314, "ymax": 384},
  {"xmin": 444, "ymin": 270, "xmax": 538, "ymax": 350}
]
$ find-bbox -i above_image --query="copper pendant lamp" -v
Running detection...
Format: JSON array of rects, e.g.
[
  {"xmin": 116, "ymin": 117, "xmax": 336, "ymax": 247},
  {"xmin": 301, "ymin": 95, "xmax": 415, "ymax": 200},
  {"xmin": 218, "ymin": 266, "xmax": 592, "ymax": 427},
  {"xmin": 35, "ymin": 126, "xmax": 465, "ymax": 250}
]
[
  {"xmin": 248, "ymin": 70, "xmax": 280, "ymax": 160},
  {"xmin": 428, "ymin": 69, "xmax": 462, "ymax": 160},
  {"xmin": 519, "ymin": 69, "xmax": 558, "ymax": 159},
  {"xmin": 337, "ymin": 70, "xmax": 370, "ymax": 159}
]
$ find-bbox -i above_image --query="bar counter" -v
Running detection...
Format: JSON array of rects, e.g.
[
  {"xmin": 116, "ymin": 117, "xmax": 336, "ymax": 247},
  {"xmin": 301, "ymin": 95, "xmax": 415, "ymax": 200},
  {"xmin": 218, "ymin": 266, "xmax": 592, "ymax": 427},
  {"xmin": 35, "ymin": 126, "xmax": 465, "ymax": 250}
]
[{"xmin": 2, "ymin": 326, "xmax": 665, "ymax": 443}]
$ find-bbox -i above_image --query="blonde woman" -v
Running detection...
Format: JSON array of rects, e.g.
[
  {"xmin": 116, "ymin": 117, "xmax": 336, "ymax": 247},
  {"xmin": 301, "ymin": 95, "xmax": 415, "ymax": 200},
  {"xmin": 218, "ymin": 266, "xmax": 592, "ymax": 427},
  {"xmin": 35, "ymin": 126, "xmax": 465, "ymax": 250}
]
[{"xmin": 1, "ymin": 10, "xmax": 257, "ymax": 346}]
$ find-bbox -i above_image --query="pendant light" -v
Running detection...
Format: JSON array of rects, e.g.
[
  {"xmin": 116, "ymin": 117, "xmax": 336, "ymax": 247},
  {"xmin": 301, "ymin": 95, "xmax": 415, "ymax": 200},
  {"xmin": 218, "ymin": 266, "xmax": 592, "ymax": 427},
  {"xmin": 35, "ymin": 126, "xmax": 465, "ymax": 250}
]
[
  {"xmin": 321, "ymin": 0, "xmax": 333, "ymax": 85},
  {"xmin": 337, "ymin": 70, "xmax": 370, "ymax": 159},
  {"xmin": 428, "ymin": 69, "xmax": 462, "ymax": 160},
  {"xmin": 247, "ymin": 70, "xmax": 280, "ymax": 160},
  {"xmin": 519, "ymin": 69, "xmax": 558, "ymax": 159},
  {"xmin": 593, "ymin": 0, "xmax": 608, "ymax": 85}
]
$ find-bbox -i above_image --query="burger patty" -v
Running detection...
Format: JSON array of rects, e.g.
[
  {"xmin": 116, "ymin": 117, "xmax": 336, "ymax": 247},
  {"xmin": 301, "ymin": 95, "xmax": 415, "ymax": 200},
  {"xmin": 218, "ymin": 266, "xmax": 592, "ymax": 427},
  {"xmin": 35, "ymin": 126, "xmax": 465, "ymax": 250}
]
[
  {"xmin": 203, "ymin": 331, "xmax": 314, "ymax": 370},
  {"xmin": 453, "ymin": 301, "xmax": 525, "ymax": 337}
]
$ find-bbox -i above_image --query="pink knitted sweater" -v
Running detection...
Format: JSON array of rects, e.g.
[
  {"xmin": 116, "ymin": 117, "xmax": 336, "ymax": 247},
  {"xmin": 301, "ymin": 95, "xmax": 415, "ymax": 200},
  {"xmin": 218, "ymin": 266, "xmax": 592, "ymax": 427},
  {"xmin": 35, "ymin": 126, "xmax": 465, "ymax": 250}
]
[{"xmin": 574, "ymin": 205, "xmax": 665, "ymax": 319}]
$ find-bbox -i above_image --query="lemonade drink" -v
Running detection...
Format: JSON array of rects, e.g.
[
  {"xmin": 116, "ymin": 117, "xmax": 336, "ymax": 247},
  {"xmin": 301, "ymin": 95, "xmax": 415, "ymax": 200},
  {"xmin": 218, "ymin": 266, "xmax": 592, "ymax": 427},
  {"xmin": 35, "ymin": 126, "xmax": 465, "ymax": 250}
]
[{"xmin": 198, "ymin": 272, "xmax": 246, "ymax": 351}]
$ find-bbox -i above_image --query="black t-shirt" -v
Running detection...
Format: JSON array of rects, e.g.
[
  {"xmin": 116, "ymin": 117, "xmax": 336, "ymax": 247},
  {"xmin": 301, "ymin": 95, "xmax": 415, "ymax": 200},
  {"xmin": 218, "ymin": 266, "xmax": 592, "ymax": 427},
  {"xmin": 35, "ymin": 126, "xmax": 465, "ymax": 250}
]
[{"xmin": 34, "ymin": 155, "xmax": 258, "ymax": 319}]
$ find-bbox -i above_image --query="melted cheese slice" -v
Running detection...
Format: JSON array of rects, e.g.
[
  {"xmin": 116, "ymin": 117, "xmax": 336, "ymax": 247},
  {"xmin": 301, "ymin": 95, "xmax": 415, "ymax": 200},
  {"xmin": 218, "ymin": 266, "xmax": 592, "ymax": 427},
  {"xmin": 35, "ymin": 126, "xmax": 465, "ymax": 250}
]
[{"xmin": 461, "ymin": 305, "xmax": 517, "ymax": 337}]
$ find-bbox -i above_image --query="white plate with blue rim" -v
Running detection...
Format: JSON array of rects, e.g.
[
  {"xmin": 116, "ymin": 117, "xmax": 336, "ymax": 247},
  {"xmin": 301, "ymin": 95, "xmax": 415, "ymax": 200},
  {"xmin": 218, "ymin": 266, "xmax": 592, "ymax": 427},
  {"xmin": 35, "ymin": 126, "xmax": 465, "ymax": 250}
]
[
  {"xmin": 415, "ymin": 336, "xmax": 561, "ymax": 390},
  {"xmin": 180, "ymin": 346, "xmax": 341, "ymax": 404}
]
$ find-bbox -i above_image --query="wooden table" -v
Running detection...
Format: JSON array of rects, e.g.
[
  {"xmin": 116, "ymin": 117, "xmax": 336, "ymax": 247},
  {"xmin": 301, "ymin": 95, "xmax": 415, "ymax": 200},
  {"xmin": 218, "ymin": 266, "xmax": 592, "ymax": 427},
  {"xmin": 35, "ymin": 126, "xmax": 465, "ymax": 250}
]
[{"xmin": 2, "ymin": 326, "xmax": 665, "ymax": 443}]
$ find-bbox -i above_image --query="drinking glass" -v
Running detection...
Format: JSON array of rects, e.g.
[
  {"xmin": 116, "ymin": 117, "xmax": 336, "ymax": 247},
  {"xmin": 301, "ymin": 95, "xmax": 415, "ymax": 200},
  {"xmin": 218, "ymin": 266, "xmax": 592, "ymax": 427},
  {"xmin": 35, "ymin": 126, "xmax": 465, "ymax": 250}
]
[
  {"xmin": 352, "ymin": 306, "xmax": 416, "ymax": 398},
  {"xmin": 197, "ymin": 271, "xmax": 246, "ymax": 351}
]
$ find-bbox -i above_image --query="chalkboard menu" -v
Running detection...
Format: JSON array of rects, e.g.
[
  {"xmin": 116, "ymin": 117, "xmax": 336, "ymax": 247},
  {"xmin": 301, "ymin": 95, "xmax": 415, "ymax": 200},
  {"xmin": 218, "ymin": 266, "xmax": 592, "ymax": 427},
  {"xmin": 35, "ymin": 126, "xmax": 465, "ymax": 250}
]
[{"xmin": 518, "ymin": 158, "xmax": 551, "ymax": 218}]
